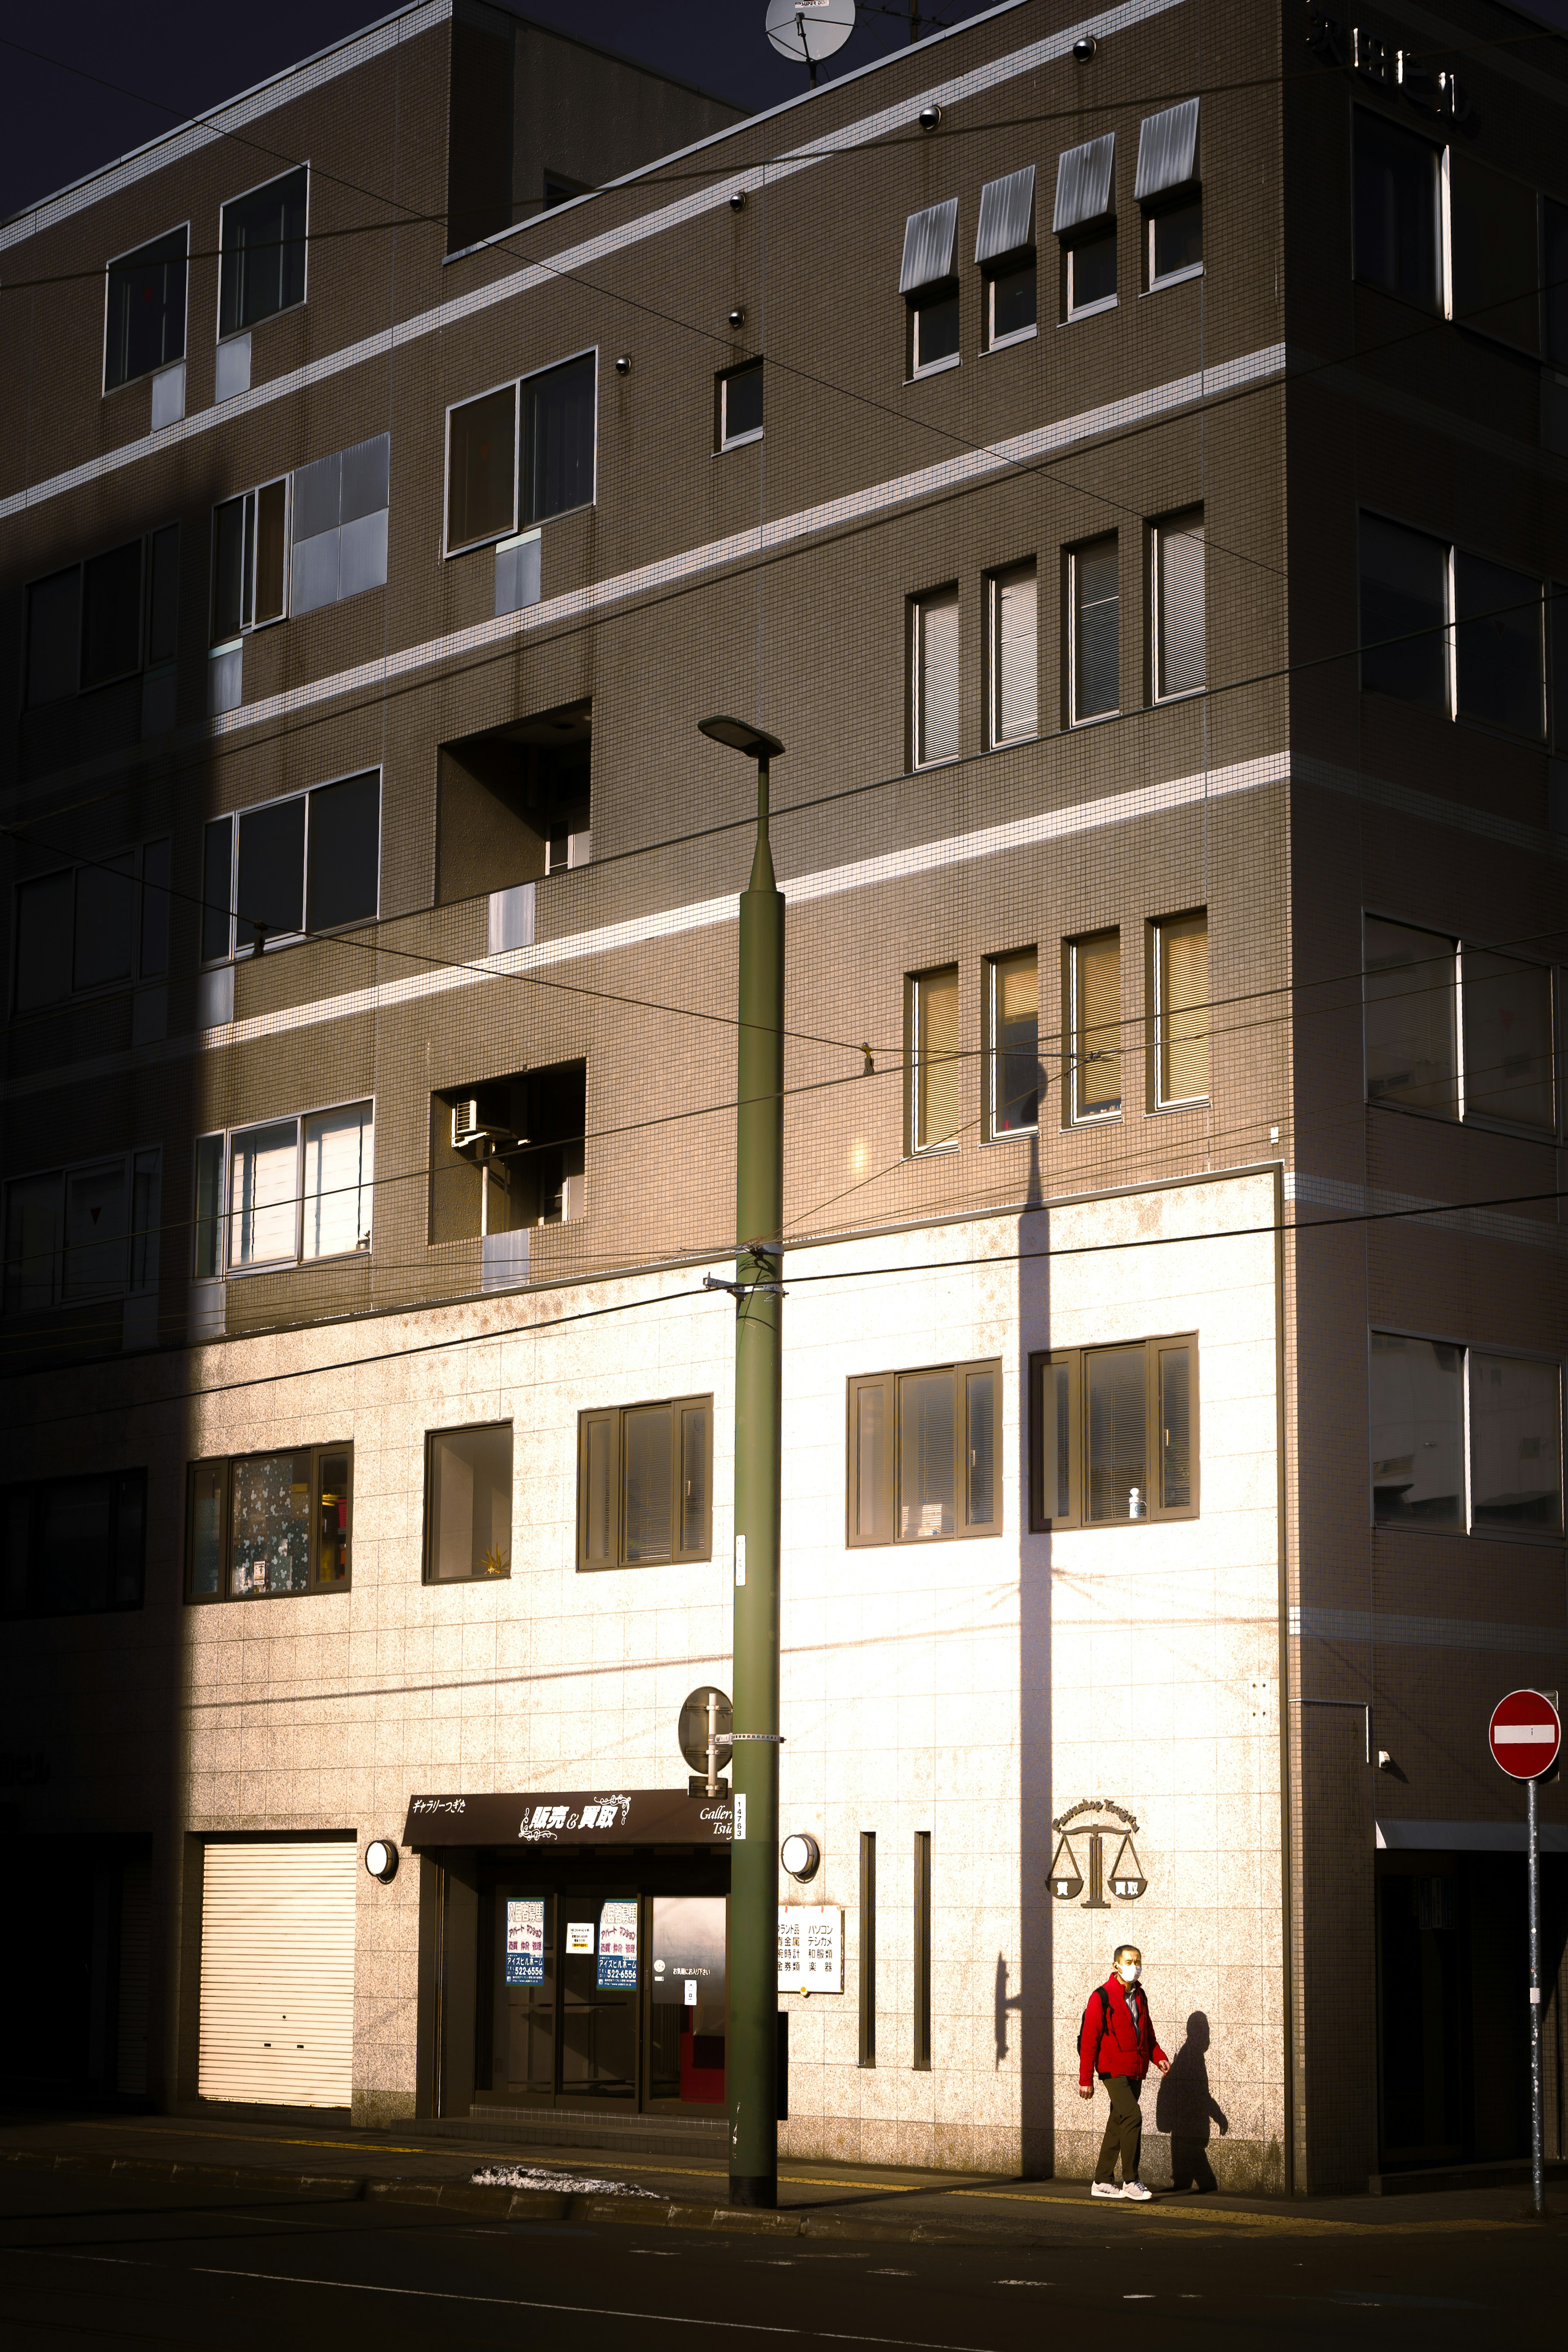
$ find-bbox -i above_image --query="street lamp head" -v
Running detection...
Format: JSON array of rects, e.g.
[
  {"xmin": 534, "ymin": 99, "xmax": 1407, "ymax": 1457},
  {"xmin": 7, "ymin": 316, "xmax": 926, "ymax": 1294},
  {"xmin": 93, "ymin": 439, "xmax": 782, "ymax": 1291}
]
[{"xmin": 698, "ymin": 713, "xmax": 786, "ymax": 762}]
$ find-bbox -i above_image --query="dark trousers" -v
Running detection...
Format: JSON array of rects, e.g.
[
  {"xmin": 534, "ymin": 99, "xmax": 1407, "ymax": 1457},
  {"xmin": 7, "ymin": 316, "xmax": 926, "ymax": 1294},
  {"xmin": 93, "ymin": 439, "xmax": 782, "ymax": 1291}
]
[{"xmin": 1094, "ymin": 2071, "xmax": 1144, "ymax": 2183}]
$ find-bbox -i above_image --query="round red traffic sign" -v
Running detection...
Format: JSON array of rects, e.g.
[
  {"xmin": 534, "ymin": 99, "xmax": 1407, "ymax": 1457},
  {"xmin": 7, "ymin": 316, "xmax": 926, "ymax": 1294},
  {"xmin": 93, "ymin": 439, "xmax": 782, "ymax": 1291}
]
[{"xmin": 1488, "ymin": 1689, "xmax": 1561, "ymax": 1781}]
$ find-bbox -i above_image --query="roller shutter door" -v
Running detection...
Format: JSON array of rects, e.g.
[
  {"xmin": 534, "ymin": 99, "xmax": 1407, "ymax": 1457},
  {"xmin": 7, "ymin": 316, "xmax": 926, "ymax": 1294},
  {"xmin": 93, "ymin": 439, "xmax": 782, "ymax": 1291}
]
[{"xmin": 198, "ymin": 1840, "xmax": 355, "ymax": 2106}]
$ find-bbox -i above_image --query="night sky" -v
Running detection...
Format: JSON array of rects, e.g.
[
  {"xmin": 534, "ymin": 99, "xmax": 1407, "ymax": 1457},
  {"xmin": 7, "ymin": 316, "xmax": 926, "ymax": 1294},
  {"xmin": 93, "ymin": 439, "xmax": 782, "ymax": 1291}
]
[
  {"xmin": 4, "ymin": 1, "xmax": 1566, "ymax": 223},
  {"xmin": 1, "ymin": 0, "xmax": 990, "ymax": 222}
]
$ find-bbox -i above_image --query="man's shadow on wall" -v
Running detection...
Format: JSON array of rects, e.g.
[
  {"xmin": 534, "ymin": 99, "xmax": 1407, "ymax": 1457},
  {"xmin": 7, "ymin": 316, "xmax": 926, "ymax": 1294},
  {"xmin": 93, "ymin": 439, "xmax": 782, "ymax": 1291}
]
[{"xmin": 1154, "ymin": 2012, "xmax": 1228, "ymax": 2190}]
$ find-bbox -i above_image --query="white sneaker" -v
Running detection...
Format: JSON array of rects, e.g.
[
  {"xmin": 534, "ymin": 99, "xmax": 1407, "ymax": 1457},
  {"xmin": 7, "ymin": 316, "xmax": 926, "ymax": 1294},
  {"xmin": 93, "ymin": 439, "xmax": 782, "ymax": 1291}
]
[
  {"xmin": 1090, "ymin": 2180, "xmax": 1124, "ymax": 2199},
  {"xmin": 1121, "ymin": 2180, "xmax": 1153, "ymax": 2202}
]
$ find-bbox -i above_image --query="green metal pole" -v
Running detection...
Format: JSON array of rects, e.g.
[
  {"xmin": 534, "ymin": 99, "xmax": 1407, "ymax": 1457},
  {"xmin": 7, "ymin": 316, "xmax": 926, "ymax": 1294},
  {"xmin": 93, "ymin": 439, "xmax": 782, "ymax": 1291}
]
[{"xmin": 728, "ymin": 753, "xmax": 784, "ymax": 2207}]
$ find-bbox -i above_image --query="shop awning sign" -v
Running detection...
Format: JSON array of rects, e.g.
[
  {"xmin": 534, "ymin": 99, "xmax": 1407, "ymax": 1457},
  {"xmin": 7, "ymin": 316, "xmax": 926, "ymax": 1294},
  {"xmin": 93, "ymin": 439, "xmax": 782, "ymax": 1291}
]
[{"xmin": 402, "ymin": 1788, "xmax": 735, "ymax": 1847}]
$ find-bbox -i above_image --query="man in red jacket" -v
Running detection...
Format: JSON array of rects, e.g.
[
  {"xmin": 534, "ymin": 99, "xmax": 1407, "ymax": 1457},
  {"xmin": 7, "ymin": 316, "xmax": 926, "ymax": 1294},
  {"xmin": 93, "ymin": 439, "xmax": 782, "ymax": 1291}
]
[{"xmin": 1078, "ymin": 1943, "xmax": 1169, "ymax": 2200}]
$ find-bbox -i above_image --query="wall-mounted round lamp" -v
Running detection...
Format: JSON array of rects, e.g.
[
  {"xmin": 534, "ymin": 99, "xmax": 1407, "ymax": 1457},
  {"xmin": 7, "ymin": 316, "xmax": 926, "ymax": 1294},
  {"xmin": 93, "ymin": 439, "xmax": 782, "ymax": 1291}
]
[
  {"xmin": 614, "ymin": 355, "xmax": 632, "ymax": 376},
  {"xmin": 727, "ymin": 306, "xmax": 746, "ymax": 327},
  {"xmin": 364, "ymin": 1839, "xmax": 399, "ymax": 1882},
  {"xmin": 918, "ymin": 103, "xmax": 942, "ymax": 131},
  {"xmin": 780, "ymin": 1831, "xmax": 821, "ymax": 1882},
  {"xmin": 729, "ymin": 191, "xmax": 747, "ymax": 212},
  {"xmin": 1073, "ymin": 34, "xmax": 1098, "ymax": 59}
]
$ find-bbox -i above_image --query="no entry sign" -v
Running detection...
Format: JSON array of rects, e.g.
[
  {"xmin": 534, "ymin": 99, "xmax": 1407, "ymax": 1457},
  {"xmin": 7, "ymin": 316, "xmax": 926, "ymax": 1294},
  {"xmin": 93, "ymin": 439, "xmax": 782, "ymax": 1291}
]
[{"xmin": 1488, "ymin": 1689, "xmax": 1562, "ymax": 1781}]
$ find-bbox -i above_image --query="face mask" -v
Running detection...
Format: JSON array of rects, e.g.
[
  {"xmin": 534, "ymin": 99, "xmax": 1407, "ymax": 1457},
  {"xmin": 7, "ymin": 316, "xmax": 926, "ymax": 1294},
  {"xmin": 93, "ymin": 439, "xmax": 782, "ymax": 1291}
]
[{"xmin": 1118, "ymin": 1961, "xmax": 1140, "ymax": 1985}]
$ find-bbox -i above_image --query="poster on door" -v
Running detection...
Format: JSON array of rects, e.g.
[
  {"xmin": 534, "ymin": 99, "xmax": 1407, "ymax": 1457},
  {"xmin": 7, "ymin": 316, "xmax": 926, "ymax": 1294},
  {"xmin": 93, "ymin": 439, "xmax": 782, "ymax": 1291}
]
[
  {"xmin": 505, "ymin": 1897, "xmax": 545, "ymax": 1985},
  {"xmin": 597, "ymin": 1898, "xmax": 638, "ymax": 1988}
]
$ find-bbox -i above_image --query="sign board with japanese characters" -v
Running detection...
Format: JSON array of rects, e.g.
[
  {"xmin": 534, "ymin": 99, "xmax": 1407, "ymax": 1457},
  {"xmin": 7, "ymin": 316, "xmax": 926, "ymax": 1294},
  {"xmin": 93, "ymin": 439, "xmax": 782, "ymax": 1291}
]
[
  {"xmin": 778, "ymin": 1904, "xmax": 844, "ymax": 1993},
  {"xmin": 402, "ymin": 1789, "xmax": 735, "ymax": 1847},
  {"xmin": 597, "ymin": 1898, "xmax": 639, "ymax": 1988},
  {"xmin": 505, "ymin": 1896, "xmax": 545, "ymax": 1984}
]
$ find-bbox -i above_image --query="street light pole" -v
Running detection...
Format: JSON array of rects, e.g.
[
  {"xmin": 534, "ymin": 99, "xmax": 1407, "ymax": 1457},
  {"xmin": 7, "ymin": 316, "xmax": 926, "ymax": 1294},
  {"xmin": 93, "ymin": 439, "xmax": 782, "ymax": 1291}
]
[{"xmin": 699, "ymin": 713, "xmax": 786, "ymax": 2210}]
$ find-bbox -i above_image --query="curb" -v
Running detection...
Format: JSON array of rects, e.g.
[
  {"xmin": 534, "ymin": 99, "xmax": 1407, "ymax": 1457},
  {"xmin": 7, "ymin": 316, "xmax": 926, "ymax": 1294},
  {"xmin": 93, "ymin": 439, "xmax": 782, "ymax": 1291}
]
[{"xmin": 0, "ymin": 2148, "xmax": 1001, "ymax": 2245}]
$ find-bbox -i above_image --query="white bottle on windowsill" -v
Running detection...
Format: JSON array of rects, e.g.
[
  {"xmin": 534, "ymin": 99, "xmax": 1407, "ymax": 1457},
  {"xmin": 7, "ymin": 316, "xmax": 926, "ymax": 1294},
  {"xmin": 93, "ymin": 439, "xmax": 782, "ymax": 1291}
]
[{"xmin": 1128, "ymin": 1487, "xmax": 1145, "ymax": 1519}]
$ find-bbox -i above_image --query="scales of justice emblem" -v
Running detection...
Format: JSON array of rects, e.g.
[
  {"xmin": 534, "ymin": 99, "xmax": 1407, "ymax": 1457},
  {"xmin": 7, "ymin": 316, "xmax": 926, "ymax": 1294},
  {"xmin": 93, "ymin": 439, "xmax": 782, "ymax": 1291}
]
[{"xmin": 1049, "ymin": 1799, "xmax": 1148, "ymax": 1907}]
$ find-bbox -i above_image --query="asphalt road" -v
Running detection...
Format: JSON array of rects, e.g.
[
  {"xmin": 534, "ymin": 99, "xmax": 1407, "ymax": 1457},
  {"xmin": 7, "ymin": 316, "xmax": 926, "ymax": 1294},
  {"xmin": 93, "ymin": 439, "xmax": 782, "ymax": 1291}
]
[{"xmin": 0, "ymin": 2167, "xmax": 1558, "ymax": 2350}]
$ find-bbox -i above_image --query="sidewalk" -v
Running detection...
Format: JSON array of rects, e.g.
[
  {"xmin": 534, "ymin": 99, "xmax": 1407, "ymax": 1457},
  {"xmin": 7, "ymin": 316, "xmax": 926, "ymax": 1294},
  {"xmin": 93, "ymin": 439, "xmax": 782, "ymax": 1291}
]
[{"xmin": 2, "ymin": 2107, "xmax": 1561, "ymax": 2245}]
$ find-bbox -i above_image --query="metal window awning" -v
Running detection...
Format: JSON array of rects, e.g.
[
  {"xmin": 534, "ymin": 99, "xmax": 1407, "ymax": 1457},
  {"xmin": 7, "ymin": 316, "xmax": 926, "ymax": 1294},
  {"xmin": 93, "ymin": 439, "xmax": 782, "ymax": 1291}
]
[
  {"xmin": 1052, "ymin": 134, "xmax": 1116, "ymax": 235},
  {"xmin": 403, "ymin": 1787, "xmax": 735, "ymax": 1848},
  {"xmin": 899, "ymin": 196, "xmax": 959, "ymax": 294},
  {"xmin": 1135, "ymin": 98, "xmax": 1200, "ymax": 203},
  {"xmin": 975, "ymin": 164, "xmax": 1036, "ymax": 265}
]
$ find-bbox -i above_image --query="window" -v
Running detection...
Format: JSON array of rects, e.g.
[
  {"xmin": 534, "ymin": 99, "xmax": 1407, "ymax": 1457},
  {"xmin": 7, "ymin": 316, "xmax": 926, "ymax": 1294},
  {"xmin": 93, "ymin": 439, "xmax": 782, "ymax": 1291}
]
[
  {"xmin": 445, "ymin": 355, "xmax": 596, "ymax": 552},
  {"xmin": 989, "ymin": 562, "xmax": 1037, "ymax": 745},
  {"xmin": 1363, "ymin": 916, "xmax": 1458, "ymax": 1113},
  {"xmin": 25, "ymin": 526, "xmax": 179, "ymax": 708},
  {"xmin": 1454, "ymin": 551, "xmax": 1543, "ymax": 739},
  {"xmin": 1068, "ymin": 931, "xmax": 1121, "ymax": 1120},
  {"xmin": 1359, "ymin": 512, "xmax": 1447, "ymax": 712},
  {"xmin": 290, "ymin": 434, "xmax": 391, "ymax": 615},
  {"xmin": 211, "ymin": 479, "xmax": 289, "ymax": 639},
  {"xmin": 216, "ymin": 1100, "xmax": 372, "ymax": 1272},
  {"xmin": 718, "ymin": 360, "xmax": 764, "ymax": 448},
  {"xmin": 436, "ymin": 701, "xmax": 592, "ymax": 901},
  {"xmin": 909, "ymin": 966, "xmax": 960, "ymax": 1152},
  {"xmin": 1054, "ymin": 133, "xmax": 1116, "ymax": 317},
  {"xmin": 911, "ymin": 586, "xmax": 959, "ymax": 765},
  {"xmin": 2, "ymin": 1470, "xmax": 146, "ymax": 1619},
  {"xmin": 105, "ymin": 226, "xmax": 187, "ymax": 391},
  {"xmin": 1029, "ymin": 1338, "xmax": 1198, "ymax": 1528},
  {"xmin": 1449, "ymin": 152, "xmax": 1538, "ymax": 353},
  {"xmin": 987, "ymin": 949, "xmax": 1038, "ymax": 1137},
  {"xmin": 187, "ymin": 1444, "xmax": 353, "ymax": 1601},
  {"xmin": 429, "ymin": 1062, "xmax": 586, "ymax": 1241},
  {"xmin": 13, "ymin": 839, "xmax": 169, "ymax": 1014},
  {"xmin": 446, "ymin": 384, "xmax": 517, "ymax": 551},
  {"xmin": 1363, "ymin": 916, "xmax": 1554, "ymax": 1131},
  {"xmin": 577, "ymin": 1396, "xmax": 712, "ymax": 1568},
  {"xmin": 1069, "ymin": 537, "xmax": 1119, "ymax": 721},
  {"xmin": 201, "ymin": 772, "xmax": 380, "ymax": 960},
  {"xmin": 847, "ymin": 1359, "xmax": 1001, "ymax": 1544},
  {"xmin": 1371, "ymin": 1334, "xmax": 1562, "ymax": 1538},
  {"xmin": 901, "ymin": 196, "xmax": 960, "ymax": 374},
  {"xmin": 1153, "ymin": 912, "xmax": 1208, "ymax": 1105},
  {"xmin": 1547, "ymin": 198, "xmax": 1568, "ymax": 369},
  {"xmin": 976, "ymin": 165, "xmax": 1036, "ymax": 347},
  {"xmin": 219, "ymin": 166, "xmax": 308, "ymax": 337},
  {"xmin": 1353, "ymin": 110, "xmax": 1441, "ymax": 307},
  {"xmin": 4, "ymin": 1150, "xmax": 160, "ymax": 1314},
  {"xmin": 425, "ymin": 1423, "xmax": 513, "ymax": 1580},
  {"xmin": 1152, "ymin": 510, "xmax": 1204, "ymax": 698},
  {"xmin": 1136, "ymin": 99, "xmax": 1201, "ymax": 287}
]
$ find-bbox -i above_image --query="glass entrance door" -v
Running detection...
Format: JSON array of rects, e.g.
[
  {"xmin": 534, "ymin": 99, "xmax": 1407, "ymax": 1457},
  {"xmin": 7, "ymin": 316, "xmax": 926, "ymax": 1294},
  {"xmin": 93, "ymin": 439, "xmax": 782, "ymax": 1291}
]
[
  {"xmin": 497, "ymin": 1893, "xmax": 555, "ymax": 2096},
  {"xmin": 559, "ymin": 1892, "xmax": 638, "ymax": 2099},
  {"xmin": 649, "ymin": 1894, "xmax": 727, "ymax": 2104}
]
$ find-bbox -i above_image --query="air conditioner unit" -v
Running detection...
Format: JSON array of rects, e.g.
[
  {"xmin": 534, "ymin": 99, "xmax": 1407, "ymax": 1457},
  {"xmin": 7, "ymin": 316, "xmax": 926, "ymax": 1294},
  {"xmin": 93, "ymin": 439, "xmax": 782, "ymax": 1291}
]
[{"xmin": 452, "ymin": 1099, "xmax": 481, "ymax": 1149}]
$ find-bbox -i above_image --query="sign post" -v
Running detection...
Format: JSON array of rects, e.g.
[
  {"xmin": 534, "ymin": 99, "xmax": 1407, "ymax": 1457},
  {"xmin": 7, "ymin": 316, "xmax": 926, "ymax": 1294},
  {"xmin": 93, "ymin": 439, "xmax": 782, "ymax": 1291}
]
[{"xmin": 1488, "ymin": 1688, "xmax": 1562, "ymax": 2219}]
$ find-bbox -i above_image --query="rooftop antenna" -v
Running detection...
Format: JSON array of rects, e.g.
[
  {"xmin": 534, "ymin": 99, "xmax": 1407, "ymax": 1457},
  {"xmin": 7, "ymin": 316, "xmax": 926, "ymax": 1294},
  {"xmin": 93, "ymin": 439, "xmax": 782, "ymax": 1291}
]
[{"xmin": 765, "ymin": 0, "xmax": 856, "ymax": 88}]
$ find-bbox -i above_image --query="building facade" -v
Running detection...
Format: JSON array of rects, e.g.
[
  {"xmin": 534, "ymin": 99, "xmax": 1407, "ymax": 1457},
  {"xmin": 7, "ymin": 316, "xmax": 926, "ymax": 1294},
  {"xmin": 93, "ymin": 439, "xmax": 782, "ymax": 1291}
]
[{"xmin": 0, "ymin": 0, "xmax": 1564, "ymax": 2192}]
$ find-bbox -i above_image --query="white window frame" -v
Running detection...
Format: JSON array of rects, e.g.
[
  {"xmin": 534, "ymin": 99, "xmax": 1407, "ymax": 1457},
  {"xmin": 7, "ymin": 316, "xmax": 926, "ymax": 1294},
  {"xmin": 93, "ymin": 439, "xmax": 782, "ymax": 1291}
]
[
  {"xmin": 987, "ymin": 561, "xmax": 1038, "ymax": 748},
  {"xmin": 208, "ymin": 1094, "xmax": 376, "ymax": 1279},
  {"xmin": 200, "ymin": 767, "xmax": 383, "ymax": 965},
  {"xmin": 217, "ymin": 163, "xmax": 311, "ymax": 346},
  {"xmin": 1067, "ymin": 931, "xmax": 1123, "ymax": 1125},
  {"xmin": 911, "ymin": 586, "xmax": 960, "ymax": 769},
  {"xmin": 984, "ymin": 947, "xmax": 1039, "ymax": 1142},
  {"xmin": 1145, "ymin": 200, "xmax": 1204, "ymax": 294},
  {"xmin": 443, "ymin": 346, "xmax": 599, "ymax": 558},
  {"xmin": 102, "ymin": 218, "xmax": 190, "ymax": 395},
  {"xmin": 908, "ymin": 967, "xmax": 961, "ymax": 1156},
  {"xmin": 1067, "ymin": 539, "xmax": 1120, "ymax": 726},
  {"xmin": 718, "ymin": 360, "xmax": 764, "ymax": 450},
  {"xmin": 1150, "ymin": 510, "xmax": 1205, "ymax": 704},
  {"xmin": 1151, "ymin": 910, "xmax": 1209, "ymax": 1109},
  {"xmin": 1064, "ymin": 230, "xmax": 1118, "ymax": 322},
  {"xmin": 2, "ymin": 1146, "xmax": 162, "ymax": 1314},
  {"xmin": 1361, "ymin": 909, "xmax": 1557, "ymax": 1136},
  {"xmin": 985, "ymin": 263, "xmax": 1038, "ymax": 353},
  {"xmin": 1368, "ymin": 1326, "xmax": 1565, "ymax": 1542},
  {"xmin": 209, "ymin": 475, "xmax": 292, "ymax": 647},
  {"xmin": 909, "ymin": 291, "xmax": 962, "ymax": 379}
]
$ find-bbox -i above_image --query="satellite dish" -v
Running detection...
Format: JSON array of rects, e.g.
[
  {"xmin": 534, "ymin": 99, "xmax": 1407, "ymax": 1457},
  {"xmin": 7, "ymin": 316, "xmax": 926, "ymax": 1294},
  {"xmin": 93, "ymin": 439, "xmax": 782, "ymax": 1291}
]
[{"xmin": 766, "ymin": 0, "xmax": 856, "ymax": 83}]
